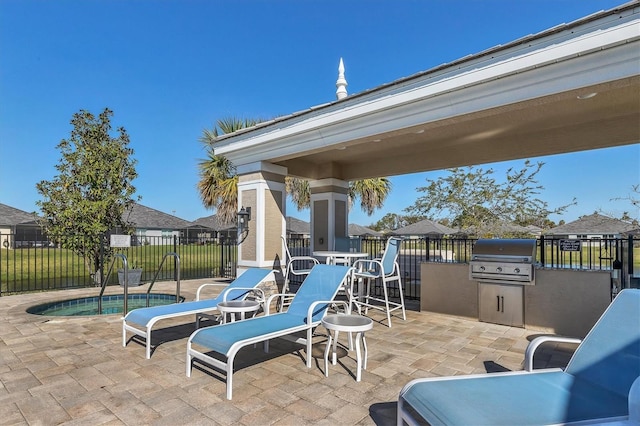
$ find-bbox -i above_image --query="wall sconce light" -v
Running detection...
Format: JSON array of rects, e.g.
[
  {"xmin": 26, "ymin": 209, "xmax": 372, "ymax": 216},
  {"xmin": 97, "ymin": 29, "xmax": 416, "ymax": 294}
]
[{"xmin": 237, "ymin": 206, "xmax": 251, "ymax": 244}]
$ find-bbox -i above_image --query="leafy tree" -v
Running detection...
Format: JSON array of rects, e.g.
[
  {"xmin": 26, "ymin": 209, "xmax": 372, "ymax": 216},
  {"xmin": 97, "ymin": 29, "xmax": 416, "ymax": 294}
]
[
  {"xmin": 36, "ymin": 108, "xmax": 138, "ymax": 283},
  {"xmin": 198, "ymin": 117, "xmax": 392, "ymax": 221},
  {"xmin": 404, "ymin": 160, "xmax": 573, "ymax": 237},
  {"xmin": 370, "ymin": 213, "xmax": 422, "ymax": 231}
]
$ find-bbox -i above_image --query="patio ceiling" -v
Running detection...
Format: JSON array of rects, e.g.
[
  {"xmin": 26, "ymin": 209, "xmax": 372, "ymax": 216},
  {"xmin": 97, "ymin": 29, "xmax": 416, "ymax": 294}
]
[{"xmin": 216, "ymin": 4, "xmax": 640, "ymax": 181}]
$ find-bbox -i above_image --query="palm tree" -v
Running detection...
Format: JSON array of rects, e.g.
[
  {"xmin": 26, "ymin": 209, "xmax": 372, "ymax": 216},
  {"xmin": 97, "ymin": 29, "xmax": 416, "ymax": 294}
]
[{"xmin": 198, "ymin": 117, "xmax": 392, "ymax": 219}]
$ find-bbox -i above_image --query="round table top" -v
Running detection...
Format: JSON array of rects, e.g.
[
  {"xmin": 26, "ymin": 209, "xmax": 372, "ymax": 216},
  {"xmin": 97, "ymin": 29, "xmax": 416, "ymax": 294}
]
[
  {"xmin": 313, "ymin": 251, "xmax": 369, "ymax": 258},
  {"xmin": 322, "ymin": 314, "xmax": 373, "ymax": 332},
  {"xmin": 217, "ymin": 300, "xmax": 261, "ymax": 312}
]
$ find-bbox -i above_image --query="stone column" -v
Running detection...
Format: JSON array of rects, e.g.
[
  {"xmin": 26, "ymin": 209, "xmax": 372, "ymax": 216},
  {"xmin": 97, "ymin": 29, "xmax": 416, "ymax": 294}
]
[
  {"xmin": 309, "ymin": 178, "xmax": 349, "ymax": 252},
  {"xmin": 236, "ymin": 162, "xmax": 287, "ymax": 300}
]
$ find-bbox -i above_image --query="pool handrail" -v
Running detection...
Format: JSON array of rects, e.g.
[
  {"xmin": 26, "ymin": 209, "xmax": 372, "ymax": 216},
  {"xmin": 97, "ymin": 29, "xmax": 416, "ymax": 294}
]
[
  {"xmin": 100, "ymin": 253, "xmax": 128, "ymax": 314},
  {"xmin": 146, "ymin": 252, "xmax": 181, "ymax": 306}
]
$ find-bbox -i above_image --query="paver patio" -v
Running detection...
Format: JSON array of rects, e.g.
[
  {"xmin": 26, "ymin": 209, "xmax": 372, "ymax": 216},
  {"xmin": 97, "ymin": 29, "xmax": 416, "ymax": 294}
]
[{"xmin": 0, "ymin": 278, "xmax": 576, "ymax": 425}]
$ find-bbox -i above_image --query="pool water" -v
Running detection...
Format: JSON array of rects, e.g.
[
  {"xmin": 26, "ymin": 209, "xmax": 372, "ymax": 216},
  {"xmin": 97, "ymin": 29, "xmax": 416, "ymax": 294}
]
[{"xmin": 27, "ymin": 293, "xmax": 184, "ymax": 316}]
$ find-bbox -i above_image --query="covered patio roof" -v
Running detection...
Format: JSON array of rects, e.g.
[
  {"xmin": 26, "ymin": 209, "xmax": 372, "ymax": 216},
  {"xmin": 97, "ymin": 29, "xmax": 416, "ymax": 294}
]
[{"xmin": 215, "ymin": 3, "xmax": 639, "ymax": 181}]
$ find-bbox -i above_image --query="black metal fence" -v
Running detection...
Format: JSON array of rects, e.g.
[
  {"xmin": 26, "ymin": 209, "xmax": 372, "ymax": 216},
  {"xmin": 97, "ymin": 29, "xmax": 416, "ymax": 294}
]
[
  {"xmin": 286, "ymin": 235, "xmax": 639, "ymax": 300},
  {"xmin": 2, "ymin": 232, "xmax": 638, "ymax": 298},
  {"xmin": 0, "ymin": 233, "xmax": 238, "ymax": 296}
]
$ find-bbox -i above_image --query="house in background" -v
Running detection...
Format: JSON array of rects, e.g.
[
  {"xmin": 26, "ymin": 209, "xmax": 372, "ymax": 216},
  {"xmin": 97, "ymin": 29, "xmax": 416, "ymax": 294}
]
[
  {"xmin": 392, "ymin": 218, "xmax": 457, "ymax": 237},
  {"xmin": 121, "ymin": 203, "xmax": 193, "ymax": 245},
  {"xmin": 286, "ymin": 217, "xmax": 311, "ymax": 238},
  {"xmin": 545, "ymin": 213, "xmax": 637, "ymax": 240},
  {"xmin": 286, "ymin": 217, "xmax": 384, "ymax": 239},
  {"xmin": 191, "ymin": 214, "xmax": 235, "ymax": 243},
  {"xmin": 348, "ymin": 223, "xmax": 382, "ymax": 237},
  {"xmin": 0, "ymin": 203, "xmax": 45, "ymax": 248}
]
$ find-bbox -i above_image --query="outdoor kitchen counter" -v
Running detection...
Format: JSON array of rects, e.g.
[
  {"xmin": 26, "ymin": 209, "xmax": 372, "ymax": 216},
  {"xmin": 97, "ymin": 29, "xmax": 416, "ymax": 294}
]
[{"xmin": 420, "ymin": 262, "xmax": 612, "ymax": 339}]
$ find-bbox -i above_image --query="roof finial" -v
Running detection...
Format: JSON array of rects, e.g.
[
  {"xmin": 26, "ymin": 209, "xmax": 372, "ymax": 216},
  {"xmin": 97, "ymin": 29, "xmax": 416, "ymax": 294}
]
[{"xmin": 336, "ymin": 57, "xmax": 348, "ymax": 100}]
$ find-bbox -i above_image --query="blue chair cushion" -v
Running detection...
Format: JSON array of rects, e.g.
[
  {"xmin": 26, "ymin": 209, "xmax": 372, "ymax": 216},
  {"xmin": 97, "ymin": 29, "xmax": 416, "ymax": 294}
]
[
  {"xmin": 125, "ymin": 299, "xmax": 220, "ymax": 326},
  {"xmin": 402, "ymin": 370, "xmax": 628, "ymax": 426},
  {"xmin": 190, "ymin": 313, "xmax": 306, "ymax": 354}
]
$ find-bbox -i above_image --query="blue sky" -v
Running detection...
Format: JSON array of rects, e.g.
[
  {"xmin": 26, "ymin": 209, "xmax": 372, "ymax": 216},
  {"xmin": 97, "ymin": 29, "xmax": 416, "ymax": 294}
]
[{"xmin": 1, "ymin": 0, "xmax": 638, "ymax": 227}]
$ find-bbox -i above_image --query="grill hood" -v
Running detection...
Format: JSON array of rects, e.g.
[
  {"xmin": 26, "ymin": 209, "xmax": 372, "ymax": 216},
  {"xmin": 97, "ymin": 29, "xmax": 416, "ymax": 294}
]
[
  {"xmin": 470, "ymin": 239, "xmax": 537, "ymax": 285},
  {"xmin": 471, "ymin": 239, "xmax": 537, "ymax": 263}
]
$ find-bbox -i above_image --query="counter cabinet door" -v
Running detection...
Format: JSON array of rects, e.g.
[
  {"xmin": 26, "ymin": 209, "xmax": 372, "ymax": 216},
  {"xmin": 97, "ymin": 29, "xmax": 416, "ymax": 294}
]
[{"xmin": 478, "ymin": 283, "xmax": 524, "ymax": 327}]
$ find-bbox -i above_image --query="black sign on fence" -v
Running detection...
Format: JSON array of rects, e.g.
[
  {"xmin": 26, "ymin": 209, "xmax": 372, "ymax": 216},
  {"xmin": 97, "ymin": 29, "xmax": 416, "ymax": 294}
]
[{"xmin": 559, "ymin": 239, "xmax": 581, "ymax": 251}]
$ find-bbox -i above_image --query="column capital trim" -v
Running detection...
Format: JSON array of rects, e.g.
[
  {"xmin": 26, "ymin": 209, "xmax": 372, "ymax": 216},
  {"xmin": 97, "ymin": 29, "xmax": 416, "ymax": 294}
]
[
  {"xmin": 309, "ymin": 178, "xmax": 349, "ymax": 188},
  {"xmin": 237, "ymin": 161, "xmax": 287, "ymax": 176}
]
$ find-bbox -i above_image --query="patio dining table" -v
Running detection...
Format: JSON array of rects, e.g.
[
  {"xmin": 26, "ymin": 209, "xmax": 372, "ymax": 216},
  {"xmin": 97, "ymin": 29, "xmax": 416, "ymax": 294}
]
[{"xmin": 312, "ymin": 250, "xmax": 369, "ymax": 267}]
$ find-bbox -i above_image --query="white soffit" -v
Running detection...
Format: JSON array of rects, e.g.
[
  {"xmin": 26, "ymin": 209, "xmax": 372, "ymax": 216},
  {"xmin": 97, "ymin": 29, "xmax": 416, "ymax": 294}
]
[{"xmin": 215, "ymin": 4, "xmax": 640, "ymax": 168}]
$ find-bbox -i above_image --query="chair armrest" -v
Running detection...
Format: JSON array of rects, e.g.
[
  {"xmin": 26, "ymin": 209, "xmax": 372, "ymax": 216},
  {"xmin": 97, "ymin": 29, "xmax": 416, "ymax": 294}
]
[
  {"xmin": 265, "ymin": 292, "xmax": 295, "ymax": 315},
  {"xmin": 290, "ymin": 256, "xmax": 320, "ymax": 264},
  {"xmin": 222, "ymin": 287, "xmax": 265, "ymax": 303},
  {"xmin": 524, "ymin": 335, "xmax": 581, "ymax": 371},
  {"xmin": 353, "ymin": 259, "xmax": 383, "ymax": 276},
  {"xmin": 195, "ymin": 283, "xmax": 227, "ymax": 301},
  {"xmin": 307, "ymin": 300, "xmax": 350, "ymax": 323}
]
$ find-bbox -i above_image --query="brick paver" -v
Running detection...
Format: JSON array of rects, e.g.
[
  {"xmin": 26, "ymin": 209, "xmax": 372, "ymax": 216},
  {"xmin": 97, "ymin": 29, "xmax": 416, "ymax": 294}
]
[{"xmin": 0, "ymin": 279, "xmax": 575, "ymax": 425}]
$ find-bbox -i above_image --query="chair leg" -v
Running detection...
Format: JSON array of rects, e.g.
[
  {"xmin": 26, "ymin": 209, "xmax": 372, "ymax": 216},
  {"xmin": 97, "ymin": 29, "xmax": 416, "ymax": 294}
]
[
  {"xmin": 364, "ymin": 278, "xmax": 372, "ymax": 315},
  {"xmin": 397, "ymin": 278, "xmax": 407, "ymax": 321},
  {"xmin": 306, "ymin": 327, "xmax": 314, "ymax": 368},
  {"xmin": 382, "ymin": 278, "xmax": 392, "ymax": 327}
]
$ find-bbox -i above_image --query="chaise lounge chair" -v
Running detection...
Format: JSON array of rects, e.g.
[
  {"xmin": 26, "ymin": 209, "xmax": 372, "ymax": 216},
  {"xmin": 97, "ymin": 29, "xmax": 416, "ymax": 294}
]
[
  {"xmin": 123, "ymin": 268, "xmax": 274, "ymax": 359},
  {"xmin": 186, "ymin": 264, "xmax": 353, "ymax": 400},
  {"xmin": 397, "ymin": 288, "xmax": 640, "ymax": 426}
]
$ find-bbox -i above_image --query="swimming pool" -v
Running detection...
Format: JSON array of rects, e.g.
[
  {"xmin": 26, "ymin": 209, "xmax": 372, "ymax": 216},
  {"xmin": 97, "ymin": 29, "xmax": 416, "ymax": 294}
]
[{"xmin": 27, "ymin": 293, "xmax": 185, "ymax": 316}]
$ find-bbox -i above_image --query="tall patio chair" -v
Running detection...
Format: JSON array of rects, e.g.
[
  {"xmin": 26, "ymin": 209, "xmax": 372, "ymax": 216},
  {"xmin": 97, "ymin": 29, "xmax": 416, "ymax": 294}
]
[
  {"xmin": 186, "ymin": 264, "xmax": 352, "ymax": 400},
  {"xmin": 281, "ymin": 235, "xmax": 319, "ymax": 293},
  {"xmin": 350, "ymin": 236, "xmax": 406, "ymax": 327},
  {"xmin": 123, "ymin": 268, "xmax": 273, "ymax": 359},
  {"xmin": 331, "ymin": 236, "xmax": 358, "ymax": 266},
  {"xmin": 397, "ymin": 288, "xmax": 640, "ymax": 426}
]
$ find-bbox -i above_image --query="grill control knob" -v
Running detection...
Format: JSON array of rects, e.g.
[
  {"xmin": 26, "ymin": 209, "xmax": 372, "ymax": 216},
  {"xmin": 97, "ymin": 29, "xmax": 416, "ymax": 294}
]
[
  {"xmin": 514, "ymin": 268, "xmax": 520, "ymax": 273},
  {"xmin": 496, "ymin": 267, "xmax": 502, "ymax": 273},
  {"xmin": 480, "ymin": 266, "xmax": 485, "ymax": 271}
]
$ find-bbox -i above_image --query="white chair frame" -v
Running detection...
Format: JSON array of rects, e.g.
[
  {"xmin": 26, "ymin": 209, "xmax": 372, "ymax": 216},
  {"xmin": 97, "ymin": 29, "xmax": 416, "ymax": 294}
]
[{"xmin": 350, "ymin": 237, "xmax": 406, "ymax": 327}]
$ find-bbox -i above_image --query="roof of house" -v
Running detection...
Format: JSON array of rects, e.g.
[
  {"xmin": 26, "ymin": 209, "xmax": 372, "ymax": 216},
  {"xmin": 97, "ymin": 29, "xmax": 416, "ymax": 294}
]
[
  {"xmin": 192, "ymin": 214, "xmax": 235, "ymax": 231},
  {"xmin": 286, "ymin": 217, "xmax": 310, "ymax": 234},
  {"xmin": 124, "ymin": 203, "xmax": 192, "ymax": 229},
  {"xmin": 546, "ymin": 213, "xmax": 636, "ymax": 235},
  {"xmin": 0, "ymin": 203, "xmax": 39, "ymax": 226},
  {"xmin": 392, "ymin": 218, "xmax": 457, "ymax": 236},
  {"xmin": 348, "ymin": 223, "xmax": 382, "ymax": 237}
]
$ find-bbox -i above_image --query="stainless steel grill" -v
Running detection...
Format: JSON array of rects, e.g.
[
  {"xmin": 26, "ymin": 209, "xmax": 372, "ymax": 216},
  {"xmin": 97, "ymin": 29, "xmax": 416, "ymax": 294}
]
[{"xmin": 469, "ymin": 239, "xmax": 537, "ymax": 285}]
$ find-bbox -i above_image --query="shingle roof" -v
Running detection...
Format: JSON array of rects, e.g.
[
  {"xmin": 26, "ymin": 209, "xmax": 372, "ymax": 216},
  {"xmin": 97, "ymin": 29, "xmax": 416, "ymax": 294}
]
[
  {"xmin": 192, "ymin": 214, "xmax": 235, "ymax": 231},
  {"xmin": 392, "ymin": 219, "xmax": 456, "ymax": 236},
  {"xmin": 0, "ymin": 203, "xmax": 39, "ymax": 226},
  {"xmin": 546, "ymin": 213, "xmax": 636, "ymax": 235},
  {"xmin": 123, "ymin": 203, "xmax": 191, "ymax": 229},
  {"xmin": 348, "ymin": 223, "xmax": 382, "ymax": 237},
  {"xmin": 286, "ymin": 217, "xmax": 310, "ymax": 234}
]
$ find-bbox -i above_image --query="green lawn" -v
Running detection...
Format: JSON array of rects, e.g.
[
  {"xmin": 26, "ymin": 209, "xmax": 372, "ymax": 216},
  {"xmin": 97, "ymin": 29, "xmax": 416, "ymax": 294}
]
[{"xmin": 0, "ymin": 244, "xmax": 235, "ymax": 294}]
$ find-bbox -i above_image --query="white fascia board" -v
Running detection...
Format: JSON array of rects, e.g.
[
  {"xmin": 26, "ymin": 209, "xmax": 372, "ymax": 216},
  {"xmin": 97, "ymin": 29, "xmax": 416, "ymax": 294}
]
[
  {"xmin": 217, "ymin": 13, "xmax": 639, "ymax": 166},
  {"xmin": 236, "ymin": 161, "xmax": 287, "ymax": 176}
]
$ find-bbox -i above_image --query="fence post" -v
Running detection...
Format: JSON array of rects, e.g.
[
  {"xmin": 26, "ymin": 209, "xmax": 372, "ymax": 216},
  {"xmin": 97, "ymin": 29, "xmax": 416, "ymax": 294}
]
[
  {"xmin": 173, "ymin": 235, "xmax": 178, "ymax": 281},
  {"xmin": 219, "ymin": 239, "xmax": 225, "ymax": 277},
  {"xmin": 100, "ymin": 233, "xmax": 105, "ymax": 287},
  {"xmin": 539, "ymin": 235, "xmax": 545, "ymax": 267},
  {"xmin": 628, "ymin": 235, "xmax": 634, "ymax": 275}
]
